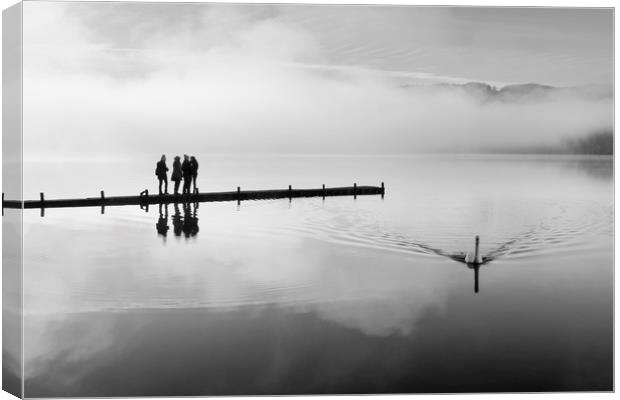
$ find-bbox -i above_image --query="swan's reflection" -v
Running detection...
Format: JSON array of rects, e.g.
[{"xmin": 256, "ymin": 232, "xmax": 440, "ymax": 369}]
[{"xmin": 467, "ymin": 264, "xmax": 481, "ymax": 294}]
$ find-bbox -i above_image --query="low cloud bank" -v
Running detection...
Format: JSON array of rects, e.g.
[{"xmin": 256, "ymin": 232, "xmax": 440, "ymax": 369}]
[{"xmin": 23, "ymin": 3, "xmax": 613, "ymax": 159}]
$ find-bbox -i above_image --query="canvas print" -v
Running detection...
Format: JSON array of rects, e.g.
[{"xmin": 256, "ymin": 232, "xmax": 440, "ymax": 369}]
[{"xmin": 2, "ymin": 1, "xmax": 614, "ymax": 397}]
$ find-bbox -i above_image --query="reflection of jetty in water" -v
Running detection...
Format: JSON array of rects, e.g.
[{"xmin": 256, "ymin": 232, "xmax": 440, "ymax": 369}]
[{"xmin": 157, "ymin": 202, "xmax": 199, "ymax": 241}]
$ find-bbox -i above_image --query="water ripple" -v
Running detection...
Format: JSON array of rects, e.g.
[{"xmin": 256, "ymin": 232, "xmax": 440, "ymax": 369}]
[{"xmin": 238, "ymin": 198, "xmax": 611, "ymax": 265}]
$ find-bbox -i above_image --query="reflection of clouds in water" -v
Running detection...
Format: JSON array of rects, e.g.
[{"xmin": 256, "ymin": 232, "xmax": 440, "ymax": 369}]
[
  {"xmin": 23, "ymin": 253, "xmax": 613, "ymax": 397},
  {"xmin": 24, "ymin": 316, "xmax": 117, "ymax": 381},
  {"xmin": 22, "ymin": 300, "xmax": 448, "ymax": 396},
  {"xmin": 312, "ymin": 294, "xmax": 442, "ymax": 337},
  {"xmin": 27, "ymin": 308, "xmax": 410, "ymax": 396},
  {"xmin": 3, "ymin": 212, "xmax": 23, "ymax": 392},
  {"xmin": 25, "ymin": 218, "xmax": 450, "ymax": 336},
  {"xmin": 295, "ymin": 247, "xmax": 449, "ymax": 337},
  {"xmin": 559, "ymin": 157, "xmax": 613, "ymax": 181}
]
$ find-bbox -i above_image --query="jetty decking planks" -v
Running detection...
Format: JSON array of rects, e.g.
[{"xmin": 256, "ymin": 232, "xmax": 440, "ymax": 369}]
[{"xmin": 3, "ymin": 183, "xmax": 385, "ymax": 211}]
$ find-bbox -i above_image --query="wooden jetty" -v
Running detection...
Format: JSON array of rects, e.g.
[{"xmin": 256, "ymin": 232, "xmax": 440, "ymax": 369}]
[{"xmin": 2, "ymin": 183, "xmax": 385, "ymax": 214}]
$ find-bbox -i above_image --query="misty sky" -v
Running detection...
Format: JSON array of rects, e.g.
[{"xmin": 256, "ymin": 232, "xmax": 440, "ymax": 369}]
[{"xmin": 22, "ymin": 2, "xmax": 613, "ymax": 157}]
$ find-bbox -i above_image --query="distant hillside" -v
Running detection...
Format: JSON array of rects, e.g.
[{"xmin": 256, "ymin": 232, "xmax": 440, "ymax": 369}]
[
  {"xmin": 565, "ymin": 130, "xmax": 613, "ymax": 155},
  {"xmin": 401, "ymin": 82, "xmax": 612, "ymax": 104},
  {"xmin": 398, "ymin": 81, "xmax": 613, "ymax": 155},
  {"xmin": 483, "ymin": 130, "xmax": 614, "ymax": 156}
]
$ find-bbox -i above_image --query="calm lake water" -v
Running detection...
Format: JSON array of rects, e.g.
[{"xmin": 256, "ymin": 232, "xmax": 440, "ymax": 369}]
[{"xmin": 15, "ymin": 155, "xmax": 613, "ymax": 396}]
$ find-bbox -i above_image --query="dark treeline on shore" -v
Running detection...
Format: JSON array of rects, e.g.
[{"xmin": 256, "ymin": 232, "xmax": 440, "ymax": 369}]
[
  {"xmin": 482, "ymin": 130, "xmax": 613, "ymax": 156},
  {"xmin": 565, "ymin": 130, "xmax": 613, "ymax": 155}
]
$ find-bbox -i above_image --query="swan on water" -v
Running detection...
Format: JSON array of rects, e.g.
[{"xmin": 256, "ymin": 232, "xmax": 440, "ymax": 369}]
[{"xmin": 464, "ymin": 235, "xmax": 482, "ymax": 265}]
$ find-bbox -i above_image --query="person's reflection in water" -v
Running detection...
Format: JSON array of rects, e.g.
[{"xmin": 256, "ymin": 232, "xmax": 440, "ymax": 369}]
[
  {"xmin": 169, "ymin": 202, "xmax": 199, "ymax": 240},
  {"xmin": 156, "ymin": 203, "xmax": 169, "ymax": 243},
  {"xmin": 172, "ymin": 203, "xmax": 183, "ymax": 238},
  {"xmin": 191, "ymin": 202, "xmax": 199, "ymax": 237},
  {"xmin": 182, "ymin": 202, "xmax": 199, "ymax": 239}
]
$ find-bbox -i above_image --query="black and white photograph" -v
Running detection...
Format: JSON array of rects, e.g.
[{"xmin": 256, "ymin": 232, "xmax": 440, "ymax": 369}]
[{"xmin": 1, "ymin": 0, "xmax": 615, "ymax": 397}]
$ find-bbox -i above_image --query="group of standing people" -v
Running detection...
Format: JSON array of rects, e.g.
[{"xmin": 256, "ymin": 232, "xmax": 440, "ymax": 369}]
[{"xmin": 155, "ymin": 154, "xmax": 199, "ymax": 195}]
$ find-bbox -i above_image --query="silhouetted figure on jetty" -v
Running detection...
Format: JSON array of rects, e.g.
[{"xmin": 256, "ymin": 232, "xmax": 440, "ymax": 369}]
[
  {"xmin": 172, "ymin": 203, "xmax": 183, "ymax": 237},
  {"xmin": 156, "ymin": 203, "xmax": 169, "ymax": 242},
  {"xmin": 171, "ymin": 156, "xmax": 182, "ymax": 195},
  {"xmin": 190, "ymin": 156, "xmax": 199, "ymax": 193},
  {"xmin": 155, "ymin": 154, "xmax": 169, "ymax": 195},
  {"xmin": 181, "ymin": 154, "xmax": 192, "ymax": 195}
]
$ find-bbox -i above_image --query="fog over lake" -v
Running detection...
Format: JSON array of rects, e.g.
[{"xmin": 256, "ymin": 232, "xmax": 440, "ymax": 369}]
[{"xmin": 22, "ymin": 3, "xmax": 612, "ymax": 160}]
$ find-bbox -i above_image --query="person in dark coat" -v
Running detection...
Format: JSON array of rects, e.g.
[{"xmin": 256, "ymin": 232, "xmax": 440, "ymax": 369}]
[
  {"xmin": 181, "ymin": 154, "xmax": 192, "ymax": 195},
  {"xmin": 155, "ymin": 154, "xmax": 169, "ymax": 195},
  {"xmin": 171, "ymin": 156, "xmax": 183, "ymax": 195},
  {"xmin": 189, "ymin": 156, "xmax": 199, "ymax": 193}
]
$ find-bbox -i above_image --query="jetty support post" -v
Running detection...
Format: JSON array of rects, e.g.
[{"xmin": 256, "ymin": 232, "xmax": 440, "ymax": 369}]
[
  {"xmin": 353, "ymin": 183, "xmax": 357, "ymax": 199},
  {"xmin": 322, "ymin": 184, "xmax": 325, "ymax": 200},
  {"xmin": 381, "ymin": 182, "xmax": 385, "ymax": 199},
  {"xmin": 237, "ymin": 186, "xmax": 241, "ymax": 206},
  {"xmin": 40, "ymin": 192, "xmax": 45, "ymax": 217},
  {"xmin": 100, "ymin": 190, "xmax": 105, "ymax": 214},
  {"xmin": 2, "ymin": 192, "xmax": 3, "ymax": 216},
  {"xmin": 288, "ymin": 185, "xmax": 292, "ymax": 202},
  {"xmin": 139, "ymin": 189, "xmax": 149, "ymax": 212}
]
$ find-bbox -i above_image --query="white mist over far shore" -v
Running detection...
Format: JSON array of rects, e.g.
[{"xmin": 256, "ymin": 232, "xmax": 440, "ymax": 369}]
[{"xmin": 22, "ymin": 2, "xmax": 613, "ymax": 159}]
